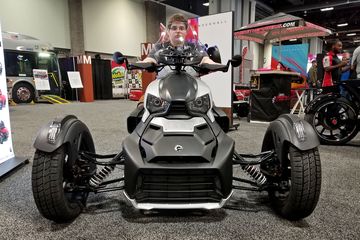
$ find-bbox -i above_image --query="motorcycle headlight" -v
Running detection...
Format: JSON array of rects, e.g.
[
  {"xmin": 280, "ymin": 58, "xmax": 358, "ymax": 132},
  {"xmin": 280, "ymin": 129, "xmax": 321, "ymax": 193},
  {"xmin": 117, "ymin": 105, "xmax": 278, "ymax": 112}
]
[
  {"xmin": 146, "ymin": 94, "xmax": 170, "ymax": 114},
  {"xmin": 187, "ymin": 94, "xmax": 210, "ymax": 114}
]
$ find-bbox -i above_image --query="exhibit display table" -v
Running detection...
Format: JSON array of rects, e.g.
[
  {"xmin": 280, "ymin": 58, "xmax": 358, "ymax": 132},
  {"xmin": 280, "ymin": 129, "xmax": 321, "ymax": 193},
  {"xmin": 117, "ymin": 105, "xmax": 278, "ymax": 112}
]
[{"xmin": 249, "ymin": 70, "xmax": 302, "ymax": 121}]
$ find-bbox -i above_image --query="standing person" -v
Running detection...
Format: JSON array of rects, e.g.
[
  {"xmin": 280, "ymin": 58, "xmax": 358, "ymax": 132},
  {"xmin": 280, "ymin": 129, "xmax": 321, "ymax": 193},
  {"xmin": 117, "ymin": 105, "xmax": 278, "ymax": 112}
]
[
  {"xmin": 322, "ymin": 39, "xmax": 349, "ymax": 89},
  {"xmin": 308, "ymin": 60, "xmax": 318, "ymax": 88},
  {"xmin": 307, "ymin": 59, "xmax": 318, "ymax": 102},
  {"xmin": 351, "ymin": 45, "xmax": 360, "ymax": 78},
  {"xmin": 340, "ymin": 52, "xmax": 351, "ymax": 98}
]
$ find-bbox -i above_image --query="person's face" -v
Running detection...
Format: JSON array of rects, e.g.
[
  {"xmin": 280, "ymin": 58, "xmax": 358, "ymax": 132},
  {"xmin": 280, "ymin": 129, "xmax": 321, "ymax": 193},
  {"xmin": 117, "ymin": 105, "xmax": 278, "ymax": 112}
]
[
  {"xmin": 312, "ymin": 61, "xmax": 317, "ymax": 67},
  {"xmin": 168, "ymin": 21, "xmax": 187, "ymax": 46},
  {"xmin": 333, "ymin": 42, "xmax": 343, "ymax": 53}
]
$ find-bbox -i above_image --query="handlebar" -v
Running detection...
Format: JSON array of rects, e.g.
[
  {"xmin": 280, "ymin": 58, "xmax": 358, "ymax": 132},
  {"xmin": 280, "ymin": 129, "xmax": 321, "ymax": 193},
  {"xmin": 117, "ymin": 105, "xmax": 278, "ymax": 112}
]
[{"xmin": 127, "ymin": 60, "xmax": 234, "ymax": 74}]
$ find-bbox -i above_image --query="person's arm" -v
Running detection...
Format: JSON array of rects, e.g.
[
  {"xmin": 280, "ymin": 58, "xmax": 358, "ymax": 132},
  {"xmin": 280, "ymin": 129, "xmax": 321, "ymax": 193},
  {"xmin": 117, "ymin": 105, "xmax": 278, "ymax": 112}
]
[
  {"xmin": 324, "ymin": 61, "xmax": 348, "ymax": 72},
  {"xmin": 351, "ymin": 47, "xmax": 359, "ymax": 70},
  {"xmin": 342, "ymin": 65, "xmax": 351, "ymax": 72},
  {"xmin": 137, "ymin": 44, "xmax": 159, "ymax": 64},
  {"xmin": 323, "ymin": 56, "xmax": 347, "ymax": 72},
  {"xmin": 200, "ymin": 56, "xmax": 219, "ymax": 65},
  {"xmin": 139, "ymin": 57, "xmax": 157, "ymax": 64}
]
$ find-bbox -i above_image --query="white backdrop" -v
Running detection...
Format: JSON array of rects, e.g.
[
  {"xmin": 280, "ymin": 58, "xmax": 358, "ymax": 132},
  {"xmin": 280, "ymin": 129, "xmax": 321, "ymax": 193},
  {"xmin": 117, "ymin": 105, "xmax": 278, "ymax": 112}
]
[
  {"xmin": 0, "ymin": 23, "xmax": 15, "ymax": 164},
  {"xmin": 198, "ymin": 12, "xmax": 233, "ymax": 108}
]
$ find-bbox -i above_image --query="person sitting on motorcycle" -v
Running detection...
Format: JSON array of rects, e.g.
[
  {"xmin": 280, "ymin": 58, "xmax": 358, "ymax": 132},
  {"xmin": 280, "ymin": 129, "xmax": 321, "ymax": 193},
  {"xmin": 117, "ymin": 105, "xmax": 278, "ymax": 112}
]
[
  {"xmin": 141, "ymin": 13, "xmax": 218, "ymax": 68},
  {"xmin": 138, "ymin": 13, "xmax": 218, "ymax": 106}
]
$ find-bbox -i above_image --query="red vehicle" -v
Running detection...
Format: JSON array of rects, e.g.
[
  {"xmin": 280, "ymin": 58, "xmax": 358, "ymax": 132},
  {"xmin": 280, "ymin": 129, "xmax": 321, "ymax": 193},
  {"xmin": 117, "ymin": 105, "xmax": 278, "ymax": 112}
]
[
  {"xmin": 234, "ymin": 84, "xmax": 250, "ymax": 101},
  {"xmin": 129, "ymin": 89, "xmax": 143, "ymax": 101}
]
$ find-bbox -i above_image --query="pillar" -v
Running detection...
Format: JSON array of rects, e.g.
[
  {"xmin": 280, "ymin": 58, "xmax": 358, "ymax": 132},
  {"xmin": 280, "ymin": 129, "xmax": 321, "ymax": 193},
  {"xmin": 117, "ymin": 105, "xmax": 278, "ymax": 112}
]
[{"xmin": 68, "ymin": 0, "xmax": 85, "ymax": 56}]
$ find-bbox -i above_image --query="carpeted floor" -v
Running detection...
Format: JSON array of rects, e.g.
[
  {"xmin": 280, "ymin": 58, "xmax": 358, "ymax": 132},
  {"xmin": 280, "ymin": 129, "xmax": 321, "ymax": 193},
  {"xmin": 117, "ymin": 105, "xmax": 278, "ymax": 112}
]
[{"xmin": 0, "ymin": 100, "xmax": 359, "ymax": 240}]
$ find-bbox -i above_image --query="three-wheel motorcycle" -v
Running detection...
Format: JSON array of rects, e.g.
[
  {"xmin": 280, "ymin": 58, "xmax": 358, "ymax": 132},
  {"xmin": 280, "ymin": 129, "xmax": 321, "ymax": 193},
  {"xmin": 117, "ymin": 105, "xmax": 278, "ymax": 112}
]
[{"xmin": 31, "ymin": 41, "xmax": 322, "ymax": 223}]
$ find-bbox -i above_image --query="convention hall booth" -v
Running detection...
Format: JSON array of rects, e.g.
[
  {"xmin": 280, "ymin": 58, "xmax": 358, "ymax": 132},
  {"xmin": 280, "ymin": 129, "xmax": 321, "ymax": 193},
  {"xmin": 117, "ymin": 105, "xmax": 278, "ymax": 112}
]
[{"xmin": 234, "ymin": 12, "xmax": 331, "ymax": 121}]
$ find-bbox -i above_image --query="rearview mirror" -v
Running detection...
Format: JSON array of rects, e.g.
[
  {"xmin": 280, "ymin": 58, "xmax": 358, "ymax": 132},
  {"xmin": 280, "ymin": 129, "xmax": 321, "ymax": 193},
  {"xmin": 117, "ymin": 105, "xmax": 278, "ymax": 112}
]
[
  {"xmin": 113, "ymin": 51, "xmax": 125, "ymax": 64},
  {"xmin": 206, "ymin": 45, "xmax": 222, "ymax": 64},
  {"xmin": 231, "ymin": 55, "xmax": 242, "ymax": 67}
]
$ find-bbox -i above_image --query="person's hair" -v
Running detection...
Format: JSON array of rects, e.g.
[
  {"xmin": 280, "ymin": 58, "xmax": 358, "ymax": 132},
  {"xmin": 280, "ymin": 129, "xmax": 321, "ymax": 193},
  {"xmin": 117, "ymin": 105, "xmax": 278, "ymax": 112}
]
[
  {"xmin": 167, "ymin": 13, "xmax": 188, "ymax": 29},
  {"xmin": 325, "ymin": 38, "xmax": 341, "ymax": 51}
]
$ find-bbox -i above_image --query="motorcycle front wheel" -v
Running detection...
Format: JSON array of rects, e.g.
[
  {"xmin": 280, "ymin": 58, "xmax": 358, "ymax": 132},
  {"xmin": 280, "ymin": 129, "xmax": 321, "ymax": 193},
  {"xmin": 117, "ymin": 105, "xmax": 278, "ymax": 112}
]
[{"xmin": 268, "ymin": 146, "xmax": 321, "ymax": 220}]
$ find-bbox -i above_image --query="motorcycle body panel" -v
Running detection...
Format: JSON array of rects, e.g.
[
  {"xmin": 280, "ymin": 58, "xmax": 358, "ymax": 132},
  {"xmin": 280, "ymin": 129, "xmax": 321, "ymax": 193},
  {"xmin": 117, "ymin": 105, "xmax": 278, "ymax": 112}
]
[
  {"xmin": 261, "ymin": 114, "xmax": 320, "ymax": 163},
  {"xmin": 33, "ymin": 115, "xmax": 95, "ymax": 165}
]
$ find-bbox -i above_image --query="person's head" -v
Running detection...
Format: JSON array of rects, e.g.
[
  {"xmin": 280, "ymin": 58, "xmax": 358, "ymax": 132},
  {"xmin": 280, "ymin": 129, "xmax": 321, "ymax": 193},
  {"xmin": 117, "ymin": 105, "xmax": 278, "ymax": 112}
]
[
  {"xmin": 167, "ymin": 13, "xmax": 188, "ymax": 47},
  {"xmin": 328, "ymin": 39, "xmax": 343, "ymax": 54},
  {"xmin": 342, "ymin": 52, "xmax": 350, "ymax": 61},
  {"xmin": 311, "ymin": 59, "xmax": 317, "ymax": 67}
]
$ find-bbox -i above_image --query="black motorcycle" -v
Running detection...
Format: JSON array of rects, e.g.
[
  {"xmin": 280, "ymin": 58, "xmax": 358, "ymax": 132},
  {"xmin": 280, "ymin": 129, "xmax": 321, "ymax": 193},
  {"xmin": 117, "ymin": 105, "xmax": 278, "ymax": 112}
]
[
  {"xmin": 31, "ymin": 42, "xmax": 321, "ymax": 223},
  {"xmin": 305, "ymin": 79, "xmax": 360, "ymax": 145}
]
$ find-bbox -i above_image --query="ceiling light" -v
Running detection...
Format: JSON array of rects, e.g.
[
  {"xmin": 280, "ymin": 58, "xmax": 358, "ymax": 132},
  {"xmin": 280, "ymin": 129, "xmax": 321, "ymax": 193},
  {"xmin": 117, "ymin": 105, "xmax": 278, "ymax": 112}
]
[
  {"xmin": 354, "ymin": 39, "xmax": 360, "ymax": 43},
  {"xmin": 320, "ymin": 7, "xmax": 334, "ymax": 11},
  {"xmin": 347, "ymin": 33, "xmax": 356, "ymax": 36},
  {"xmin": 337, "ymin": 23, "xmax": 348, "ymax": 27},
  {"xmin": 203, "ymin": 2, "xmax": 209, "ymax": 6},
  {"xmin": 289, "ymin": 39, "xmax": 297, "ymax": 41}
]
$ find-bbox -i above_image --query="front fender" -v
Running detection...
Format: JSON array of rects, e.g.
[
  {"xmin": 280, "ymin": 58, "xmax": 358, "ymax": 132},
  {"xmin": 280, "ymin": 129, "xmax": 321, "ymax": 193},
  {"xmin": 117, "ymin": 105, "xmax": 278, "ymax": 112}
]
[
  {"xmin": 33, "ymin": 115, "xmax": 95, "ymax": 156},
  {"xmin": 261, "ymin": 114, "xmax": 319, "ymax": 162},
  {"xmin": 305, "ymin": 92, "xmax": 341, "ymax": 114}
]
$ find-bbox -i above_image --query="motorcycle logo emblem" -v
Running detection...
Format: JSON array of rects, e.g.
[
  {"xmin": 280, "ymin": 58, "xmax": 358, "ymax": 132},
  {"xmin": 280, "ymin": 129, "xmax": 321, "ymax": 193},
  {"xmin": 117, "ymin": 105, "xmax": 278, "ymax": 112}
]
[{"xmin": 174, "ymin": 145, "xmax": 183, "ymax": 152}]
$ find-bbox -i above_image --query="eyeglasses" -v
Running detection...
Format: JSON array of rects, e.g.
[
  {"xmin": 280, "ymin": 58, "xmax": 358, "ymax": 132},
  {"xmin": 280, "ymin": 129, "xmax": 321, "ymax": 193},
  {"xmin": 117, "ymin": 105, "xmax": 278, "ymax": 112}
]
[{"xmin": 169, "ymin": 25, "xmax": 187, "ymax": 31}]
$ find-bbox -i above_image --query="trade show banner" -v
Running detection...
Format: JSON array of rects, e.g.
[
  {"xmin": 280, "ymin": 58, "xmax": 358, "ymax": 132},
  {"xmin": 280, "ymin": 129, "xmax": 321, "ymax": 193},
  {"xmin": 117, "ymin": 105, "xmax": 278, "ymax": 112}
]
[
  {"xmin": 271, "ymin": 43, "xmax": 308, "ymax": 88},
  {"xmin": 196, "ymin": 12, "xmax": 233, "ymax": 109},
  {"xmin": 271, "ymin": 43, "xmax": 309, "ymax": 76},
  {"xmin": 0, "ymin": 24, "xmax": 15, "ymax": 165}
]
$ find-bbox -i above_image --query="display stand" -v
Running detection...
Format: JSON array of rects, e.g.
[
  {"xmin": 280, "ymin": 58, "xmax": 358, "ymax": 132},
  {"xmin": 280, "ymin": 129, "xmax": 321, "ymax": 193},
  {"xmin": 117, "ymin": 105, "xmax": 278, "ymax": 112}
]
[
  {"xmin": 290, "ymin": 89, "xmax": 306, "ymax": 116},
  {"xmin": 67, "ymin": 71, "xmax": 83, "ymax": 101},
  {"xmin": 0, "ymin": 157, "xmax": 29, "ymax": 180},
  {"xmin": 0, "ymin": 23, "xmax": 29, "ymax": 180}
]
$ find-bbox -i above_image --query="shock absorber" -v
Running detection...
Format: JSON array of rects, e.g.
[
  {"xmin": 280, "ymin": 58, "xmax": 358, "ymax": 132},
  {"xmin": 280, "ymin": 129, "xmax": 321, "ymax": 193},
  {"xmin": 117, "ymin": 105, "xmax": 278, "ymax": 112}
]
[
  {"xmin": 242, "ymin": 165, "xmax": 267, "ymax": 186},
  {"xmin": 89, "ymin": 165, "xmax": 115, "ymax": 188}
]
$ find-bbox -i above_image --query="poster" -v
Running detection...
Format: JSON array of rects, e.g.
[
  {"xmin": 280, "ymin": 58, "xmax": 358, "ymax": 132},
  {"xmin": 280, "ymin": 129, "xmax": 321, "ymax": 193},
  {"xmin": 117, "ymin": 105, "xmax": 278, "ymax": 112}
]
[
  {"xmin": 33, "ymin": 69, "xmax": 51, "ymax": 90},
  {"xmin": 67, "ymin": 71, "xmax": 83, "ymax": 88},
  {"xmin": 196, "ymin": 12, "xmax": 233, "ymax": 108},
  {"xmin": 271, "ymin": 43, "xmax": 309, "ymax": 76},
  {"xmin": 0, "ymin": 23, "xmax": 15, "ymax": 164},
  {"xmin": 272, "ymin": 43, "xmax": 309, "ymax": 88},
  {"xmin": 111, "ymin": 61, "xmax": 127, "ymax": 97}
]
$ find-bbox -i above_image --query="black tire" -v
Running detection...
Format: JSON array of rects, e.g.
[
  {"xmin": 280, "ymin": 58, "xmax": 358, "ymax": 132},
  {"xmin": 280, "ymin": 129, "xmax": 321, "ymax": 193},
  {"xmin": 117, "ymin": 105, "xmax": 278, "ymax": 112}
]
[
  {"xmin": 32, "ymin": 146, "xmax": 89, "ymax": 222},
  {"xmin": 269, "ymin": 146, "xmax": 321, "ymax": 220},
  {"xmin": 305, "ymin": 100, "xmax": 359, "ymax": 145},
  {"xmin": 12, "ymin": 82, "xmax": 35, "ymax": 103}
]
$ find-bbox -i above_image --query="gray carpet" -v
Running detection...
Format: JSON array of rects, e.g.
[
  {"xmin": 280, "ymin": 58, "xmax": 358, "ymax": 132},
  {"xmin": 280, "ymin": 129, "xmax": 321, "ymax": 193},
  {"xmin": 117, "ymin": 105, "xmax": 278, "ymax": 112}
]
[{"xmin": 0, "ymin": 100, "xmax": 359, "ymax": 240}]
